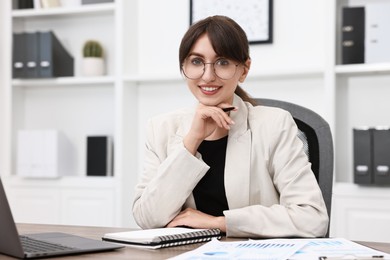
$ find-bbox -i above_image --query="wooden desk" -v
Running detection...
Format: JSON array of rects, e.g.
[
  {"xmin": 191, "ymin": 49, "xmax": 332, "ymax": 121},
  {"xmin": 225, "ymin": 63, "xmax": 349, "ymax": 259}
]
[
  {"xmin": 0, "ymin": 223, "xmax": 219, "ymax": 260},
  {"xmin": 1, "ymin": 223, "xmax": 390, "ymax": 259}
]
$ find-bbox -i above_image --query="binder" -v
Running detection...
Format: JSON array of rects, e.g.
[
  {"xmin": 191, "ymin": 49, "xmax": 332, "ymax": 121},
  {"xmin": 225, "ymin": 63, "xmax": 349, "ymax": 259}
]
[
  {"xmin": 372, "ymin": 127, "xmax": 390, "ymax": 185},
  {"xmin": 365, "ymin": 2, "xmax": 390, "ymax": 63},
  {"xmin": 86, "ymin": 136, "xmax": 113, "ymax": 176},
  {"xmin": 18, "ymin": 0, "xmax": 34, "ymax": 9},
  {"xmin": 102, "ymin": 227, "xmax": 222, "ymax": 249},
  {"xmin": 25, "ymin": 32, "xmax": 40, "ymax": 78},
  {"xmin": 341, "ymin": 7, "xmax": 365, "ymax": 64},
  {"xmin": 12, "ymin": 33, "xmax": 26, "ymax": 78},
  {"xmin": 353, "ymin": 127, "xmax": 373, "ymax": 185},
  {"xmin": 38, "ymin": 31, "xmax": 74, "ymax": 78}
]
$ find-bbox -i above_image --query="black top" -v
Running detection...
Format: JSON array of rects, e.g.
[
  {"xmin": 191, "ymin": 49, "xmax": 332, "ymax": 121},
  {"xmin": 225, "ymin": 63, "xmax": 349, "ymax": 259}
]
[{"xmin": 193, "ymin": 136, "xmax": 229, "ymax": 216}]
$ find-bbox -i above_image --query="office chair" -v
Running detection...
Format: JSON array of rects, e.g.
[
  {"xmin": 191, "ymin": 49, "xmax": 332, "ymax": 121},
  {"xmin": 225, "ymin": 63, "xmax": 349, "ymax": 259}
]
[{"xmin": 254, "ymin": 98, "xmax": 334, "ymax": 237}]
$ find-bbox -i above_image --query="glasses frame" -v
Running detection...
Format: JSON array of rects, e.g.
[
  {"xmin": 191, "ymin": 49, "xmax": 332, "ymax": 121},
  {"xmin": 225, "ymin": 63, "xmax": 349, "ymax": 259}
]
[{"xmin": 181, "ymin": 59, "xmax": 240, "ymax": 80}]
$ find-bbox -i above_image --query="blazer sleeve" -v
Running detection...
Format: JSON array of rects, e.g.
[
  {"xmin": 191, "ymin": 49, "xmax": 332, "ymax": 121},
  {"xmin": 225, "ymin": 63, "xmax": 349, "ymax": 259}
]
[
  {"xmin": 224, "ymin": 109, "xmax": 329, "ymax": 238},
  {"xmin": 132, "ymin": 117, "xmax": 209, "ymax": 229}
]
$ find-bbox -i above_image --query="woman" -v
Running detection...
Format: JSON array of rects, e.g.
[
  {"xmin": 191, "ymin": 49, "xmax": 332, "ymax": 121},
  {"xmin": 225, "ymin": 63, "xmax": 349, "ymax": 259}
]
[{"xmin": 132, "ymin": 15, "xmax": 328, "ymax": 238}]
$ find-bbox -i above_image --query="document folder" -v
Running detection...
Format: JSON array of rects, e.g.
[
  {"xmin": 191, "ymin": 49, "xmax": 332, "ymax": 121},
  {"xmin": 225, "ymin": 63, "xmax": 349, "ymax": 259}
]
[
  {"xmin": 365, "ymin": 2, "xmax": 390, "ymax": 63},
  {"xmin": 86, "ymin": 136, "xmax": 113, "ymax": 176},
  {"xmin": 38, "ymin": 31, "xmax": 74, "ymax": 78},
  {"xmin": 25, "ymin": 32, "xmax": 40, "ymax": 78},
  {"xmin": 342, "ymin": 7, "xmax": 365, "ymax": 64},
  {"xmin": 353, "ymin": 127, "xmax": 373, "ymax": 185},
  {"xmin": 12, "ymin": 33, "xmax": 26, "ymax": 78},
  {"xmin": 372, "ymin": 127, "xmax": 390, "ymax": 185}
]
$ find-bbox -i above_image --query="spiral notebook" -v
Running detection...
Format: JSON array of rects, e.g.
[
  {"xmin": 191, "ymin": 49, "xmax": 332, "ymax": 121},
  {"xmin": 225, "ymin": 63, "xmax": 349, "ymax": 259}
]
[{"xmin": 102, "ymin": 227, "xmax": 222, "ymax": 249}]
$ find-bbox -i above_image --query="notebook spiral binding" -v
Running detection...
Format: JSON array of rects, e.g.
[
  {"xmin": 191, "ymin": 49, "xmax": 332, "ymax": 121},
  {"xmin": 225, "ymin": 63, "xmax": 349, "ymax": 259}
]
[{"xmin": 157, "ymin": 228, "xmax": 222, "ymax": 248}]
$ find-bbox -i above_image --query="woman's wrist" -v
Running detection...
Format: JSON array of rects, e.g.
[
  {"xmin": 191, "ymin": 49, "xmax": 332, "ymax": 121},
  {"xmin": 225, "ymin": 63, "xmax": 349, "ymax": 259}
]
[
  {"xmin": 183, "ymin": 134, "xmax": 203, "ymax": 155},
  {"xmin": 215, "ymin": 216, "xmax": 226, "ymax": 232}
]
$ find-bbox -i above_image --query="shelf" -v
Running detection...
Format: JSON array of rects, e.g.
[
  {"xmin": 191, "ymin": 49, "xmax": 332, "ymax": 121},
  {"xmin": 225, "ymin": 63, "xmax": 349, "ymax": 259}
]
[
  {"xmin": 12, "ymin": 76, "xmax": 115, "ymax": 87},
  {"xmin": 248, "ymin": 67, "xmax": 324, "ymax": 80},
  {"xmin": 123, "ymin": 74, "xmax": 183, "ymax": 83},
  {"xmin": 3, "ymin": 175, "xmax": 117, "ymax": 188},
  {"xmin": 11, "ymin": 3, "xmax": 115, "ymax": 18},
  {"xmin": 335, "ymin": 63, "xmax": 390, "ymax": 75}
]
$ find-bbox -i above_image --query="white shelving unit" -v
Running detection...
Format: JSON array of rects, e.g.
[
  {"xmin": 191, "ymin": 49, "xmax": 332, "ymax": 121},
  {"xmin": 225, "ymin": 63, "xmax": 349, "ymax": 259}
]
[
  {"xmin": 0, "ymin": 0, "xmax": 138, "ymax": 228},
  {"xmin": 330, "ymin": 0, "xmax": 390, "ymax": 242},
  {"xmin": 1, "ymin": 0, "xmax": 390, "ymax": 239}
]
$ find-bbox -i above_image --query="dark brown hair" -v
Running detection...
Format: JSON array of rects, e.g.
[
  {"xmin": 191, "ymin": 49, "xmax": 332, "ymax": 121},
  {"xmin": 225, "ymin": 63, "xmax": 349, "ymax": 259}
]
[{"xmin": 179, "ymin": 15, "xmax": 256, "ymax": 105}]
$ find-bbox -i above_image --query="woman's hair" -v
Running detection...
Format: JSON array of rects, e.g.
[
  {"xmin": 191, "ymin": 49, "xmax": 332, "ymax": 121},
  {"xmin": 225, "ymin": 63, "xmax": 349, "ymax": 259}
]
[{"xmin": 179, "ymin": 15, "xmax": 257, "ymax": 106}]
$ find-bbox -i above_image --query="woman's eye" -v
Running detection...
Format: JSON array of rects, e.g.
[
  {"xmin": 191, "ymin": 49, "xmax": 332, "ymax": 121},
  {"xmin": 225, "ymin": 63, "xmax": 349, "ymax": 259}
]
[
  {"xmin": 191, "ymin": 58, "xmax": 204, "ymax": 66},
  {"xmin": 216, "ymin": 59, "xmax": 230, "ymax": 66}
]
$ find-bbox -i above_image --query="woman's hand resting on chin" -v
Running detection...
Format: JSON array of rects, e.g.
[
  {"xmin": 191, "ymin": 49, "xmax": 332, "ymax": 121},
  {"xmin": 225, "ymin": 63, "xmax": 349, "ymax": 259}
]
[{"xmin": 183, "ymin": 103, "xmax": 237, "ymax": 155}]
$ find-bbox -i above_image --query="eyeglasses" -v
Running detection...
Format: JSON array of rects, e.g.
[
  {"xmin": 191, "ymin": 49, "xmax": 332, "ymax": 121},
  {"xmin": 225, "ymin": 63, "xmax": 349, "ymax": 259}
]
[{"xmin": 182, "ymin": 57, "xmax": 239, "ymax": 80}]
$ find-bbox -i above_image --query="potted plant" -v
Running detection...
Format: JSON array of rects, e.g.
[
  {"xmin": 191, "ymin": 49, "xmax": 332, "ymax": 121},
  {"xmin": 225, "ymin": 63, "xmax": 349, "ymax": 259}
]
[{"xmin": 82, "ymin": 40, "xmax": 105, "ymax": 76}]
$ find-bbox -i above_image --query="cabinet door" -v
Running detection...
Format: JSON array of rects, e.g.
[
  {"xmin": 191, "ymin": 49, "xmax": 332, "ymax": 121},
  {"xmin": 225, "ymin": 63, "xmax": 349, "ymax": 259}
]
[
  {"xmin": 6, "ymin": 187, "xmax": 61, "ymax": 224},
  {"xmin": 61, "ymin": 188, "xmax": 115, "ymax": 226},
  {"xmin": 331, "ymin": 188, "xmax": 390, "ymax": 242}
]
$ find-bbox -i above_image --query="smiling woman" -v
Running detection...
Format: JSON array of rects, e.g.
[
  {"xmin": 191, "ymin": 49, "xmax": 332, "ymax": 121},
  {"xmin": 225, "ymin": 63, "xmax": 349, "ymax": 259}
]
[{"xmin": 132, "ymin": 15, "xmax": 329, "ymax": 239}]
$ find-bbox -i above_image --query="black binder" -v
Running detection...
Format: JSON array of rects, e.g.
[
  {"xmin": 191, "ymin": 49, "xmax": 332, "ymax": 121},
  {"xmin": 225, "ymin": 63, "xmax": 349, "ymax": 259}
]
[
  {"xmin": 38, "ymin": 31, "xmax": 74, "ymax": 78},
  {"xmin": 87, "ymin": 136, "xmax": 113, "ymax": 176},
  {"xmin": 341, "ymin": 7, "xmax": 365, "ymax": 64},
  {"xmin": 25, "ymin": 32, "xmax": 40, "ymax": 78},
  {"xmin": 372, "ymin": 127, "xmax": 390, "ymax": 185},
  {"xmin": 18, "ymin": 0, "xmax": 34, "ymax": 9},
  {"xmin": 353, "ymin": 128, "xmax": 373, "ymax": 185},
  {"xmin": 12, "ymin": 33, "xmax": 26, "ymax": 78}
]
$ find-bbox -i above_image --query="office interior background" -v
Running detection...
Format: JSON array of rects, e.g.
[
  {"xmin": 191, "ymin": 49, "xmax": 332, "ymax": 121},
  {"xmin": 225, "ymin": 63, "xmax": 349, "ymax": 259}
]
[{"xmin": 1, "ymin": 0, "xmax": 390, "ymax": 242}]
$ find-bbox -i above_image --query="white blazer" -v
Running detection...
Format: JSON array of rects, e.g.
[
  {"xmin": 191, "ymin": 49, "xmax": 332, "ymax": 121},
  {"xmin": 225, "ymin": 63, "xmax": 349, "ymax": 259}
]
[{"xmin": 132, "ymin": 95, "xmax": 329, "ymax": 238}]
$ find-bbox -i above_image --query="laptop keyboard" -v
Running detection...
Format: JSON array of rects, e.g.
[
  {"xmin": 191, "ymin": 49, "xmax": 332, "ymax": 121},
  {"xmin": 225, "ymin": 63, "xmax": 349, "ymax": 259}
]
[{"xmin": 20, "ymin": 235, "xmax": 75, "ymax": 253}]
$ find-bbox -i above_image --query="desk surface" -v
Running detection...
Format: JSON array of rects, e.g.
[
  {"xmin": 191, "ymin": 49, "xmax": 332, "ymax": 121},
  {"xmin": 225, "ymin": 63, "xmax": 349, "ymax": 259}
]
[{"xmin": 1, "ymin": 223, "xmax": 390, "ymax": 259}]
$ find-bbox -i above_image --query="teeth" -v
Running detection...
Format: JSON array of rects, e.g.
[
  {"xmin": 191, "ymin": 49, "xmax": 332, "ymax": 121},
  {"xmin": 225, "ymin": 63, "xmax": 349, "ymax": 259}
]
[{"xmin": 201, "ymin": 86, "xmax": 218, "ymax": 91}]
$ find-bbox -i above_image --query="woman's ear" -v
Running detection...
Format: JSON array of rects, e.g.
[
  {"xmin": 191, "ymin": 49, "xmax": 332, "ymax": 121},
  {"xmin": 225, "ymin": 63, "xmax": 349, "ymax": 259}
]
[{"xmin": 239, "ymin": 58, "xmax": 251, "ymax": 83}]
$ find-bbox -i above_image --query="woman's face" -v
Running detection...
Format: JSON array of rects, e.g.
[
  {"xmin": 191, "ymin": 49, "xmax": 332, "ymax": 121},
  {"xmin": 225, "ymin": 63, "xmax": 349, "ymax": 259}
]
[{"xmin": 184, "ymin": 34, "xmax": 250, "ymax": 106}]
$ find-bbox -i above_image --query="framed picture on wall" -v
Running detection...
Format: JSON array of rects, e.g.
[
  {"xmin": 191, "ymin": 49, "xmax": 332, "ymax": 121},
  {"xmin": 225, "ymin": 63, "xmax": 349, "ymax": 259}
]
[{"xmin": 190, "ymin": 0, "xmax": 273, "ymax": 44}]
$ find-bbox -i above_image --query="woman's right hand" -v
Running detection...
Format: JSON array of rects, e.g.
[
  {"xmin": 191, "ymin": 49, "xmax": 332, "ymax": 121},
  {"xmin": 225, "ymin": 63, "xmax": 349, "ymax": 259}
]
[{"xmin": 183, "ymin": 103, "xmax": 236, "ymax": 155}]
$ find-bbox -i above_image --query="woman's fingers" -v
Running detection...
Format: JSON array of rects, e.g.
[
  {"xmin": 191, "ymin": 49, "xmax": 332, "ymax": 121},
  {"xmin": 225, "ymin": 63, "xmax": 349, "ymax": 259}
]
[{"xmin": 204, "ymin": 106, "xmax": 235, "ymax": 130}]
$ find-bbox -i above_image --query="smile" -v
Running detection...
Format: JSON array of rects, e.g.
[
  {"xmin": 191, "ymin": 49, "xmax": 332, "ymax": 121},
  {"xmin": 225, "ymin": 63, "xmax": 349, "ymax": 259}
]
[{"xmin": 200, "ymin": 86, "xmax": 220, "ymax": 93}]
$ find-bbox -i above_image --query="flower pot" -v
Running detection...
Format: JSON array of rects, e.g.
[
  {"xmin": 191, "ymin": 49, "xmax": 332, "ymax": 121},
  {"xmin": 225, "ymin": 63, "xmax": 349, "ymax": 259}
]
[{"xmin": 82, "ymin": 57, "xmax": 105, "ymax": 76}]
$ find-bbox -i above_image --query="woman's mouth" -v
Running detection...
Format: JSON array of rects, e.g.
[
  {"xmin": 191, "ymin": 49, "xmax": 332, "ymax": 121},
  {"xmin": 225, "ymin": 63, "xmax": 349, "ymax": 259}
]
[{"xmin": 200, "ymin": 85, "xmax": 221, "ymax": 95}]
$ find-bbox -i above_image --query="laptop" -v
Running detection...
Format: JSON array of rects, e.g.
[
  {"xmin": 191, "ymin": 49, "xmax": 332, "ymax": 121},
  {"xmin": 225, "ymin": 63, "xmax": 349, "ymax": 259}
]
[{"xmin": 0, "ymin": 178, "xmax": 124, "ymax": 259}]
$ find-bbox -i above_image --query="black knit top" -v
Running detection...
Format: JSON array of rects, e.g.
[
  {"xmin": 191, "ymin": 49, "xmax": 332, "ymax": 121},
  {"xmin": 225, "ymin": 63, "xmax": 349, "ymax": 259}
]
[{"xmin": 193, "ymin": 136, "xmax": 229, "ymax": 216}]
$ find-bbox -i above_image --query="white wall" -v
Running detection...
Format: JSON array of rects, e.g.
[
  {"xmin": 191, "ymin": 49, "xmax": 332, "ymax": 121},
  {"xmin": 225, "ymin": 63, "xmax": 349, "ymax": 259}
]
[
  {"xmin": 133, "ymin": 0, "xmax": 328, "ymax": 176},
  {"xmin": 136, "ymin": 0, "xmax": 326, "ymax": 75}
]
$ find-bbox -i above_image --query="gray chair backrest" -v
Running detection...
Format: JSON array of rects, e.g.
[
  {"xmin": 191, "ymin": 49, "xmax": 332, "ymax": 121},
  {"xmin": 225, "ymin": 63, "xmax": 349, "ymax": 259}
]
[{"xmin": 254, "ymin": 98, "xmax": 334, "ymax": 237}]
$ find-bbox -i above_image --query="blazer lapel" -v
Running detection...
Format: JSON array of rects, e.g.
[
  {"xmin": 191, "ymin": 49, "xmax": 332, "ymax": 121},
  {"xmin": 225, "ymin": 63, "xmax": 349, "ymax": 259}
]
[{"xmin": 224, "ymin": 96, "xmax": 252, "ymax": 209}]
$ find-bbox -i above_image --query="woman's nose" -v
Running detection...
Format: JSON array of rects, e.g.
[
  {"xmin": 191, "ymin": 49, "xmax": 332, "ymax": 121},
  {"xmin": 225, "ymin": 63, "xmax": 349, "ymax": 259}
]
[{"xmin": 202, "ymin": 63, "xmax": 216, "ymax": 81}]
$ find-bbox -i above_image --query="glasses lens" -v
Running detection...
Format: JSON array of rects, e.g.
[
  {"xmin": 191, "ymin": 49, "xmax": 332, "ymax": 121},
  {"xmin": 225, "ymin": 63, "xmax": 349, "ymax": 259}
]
[
  {"xmin": 214, "ymin": 59, "xmax": 237, "ymax": 80},
  {"xmin": 182, "ymin": 58, "xmax": 204, "ymax": 79},
  {"xmin": 182, "ymin": 58, "xmax": 238, "ymax": 80}
]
